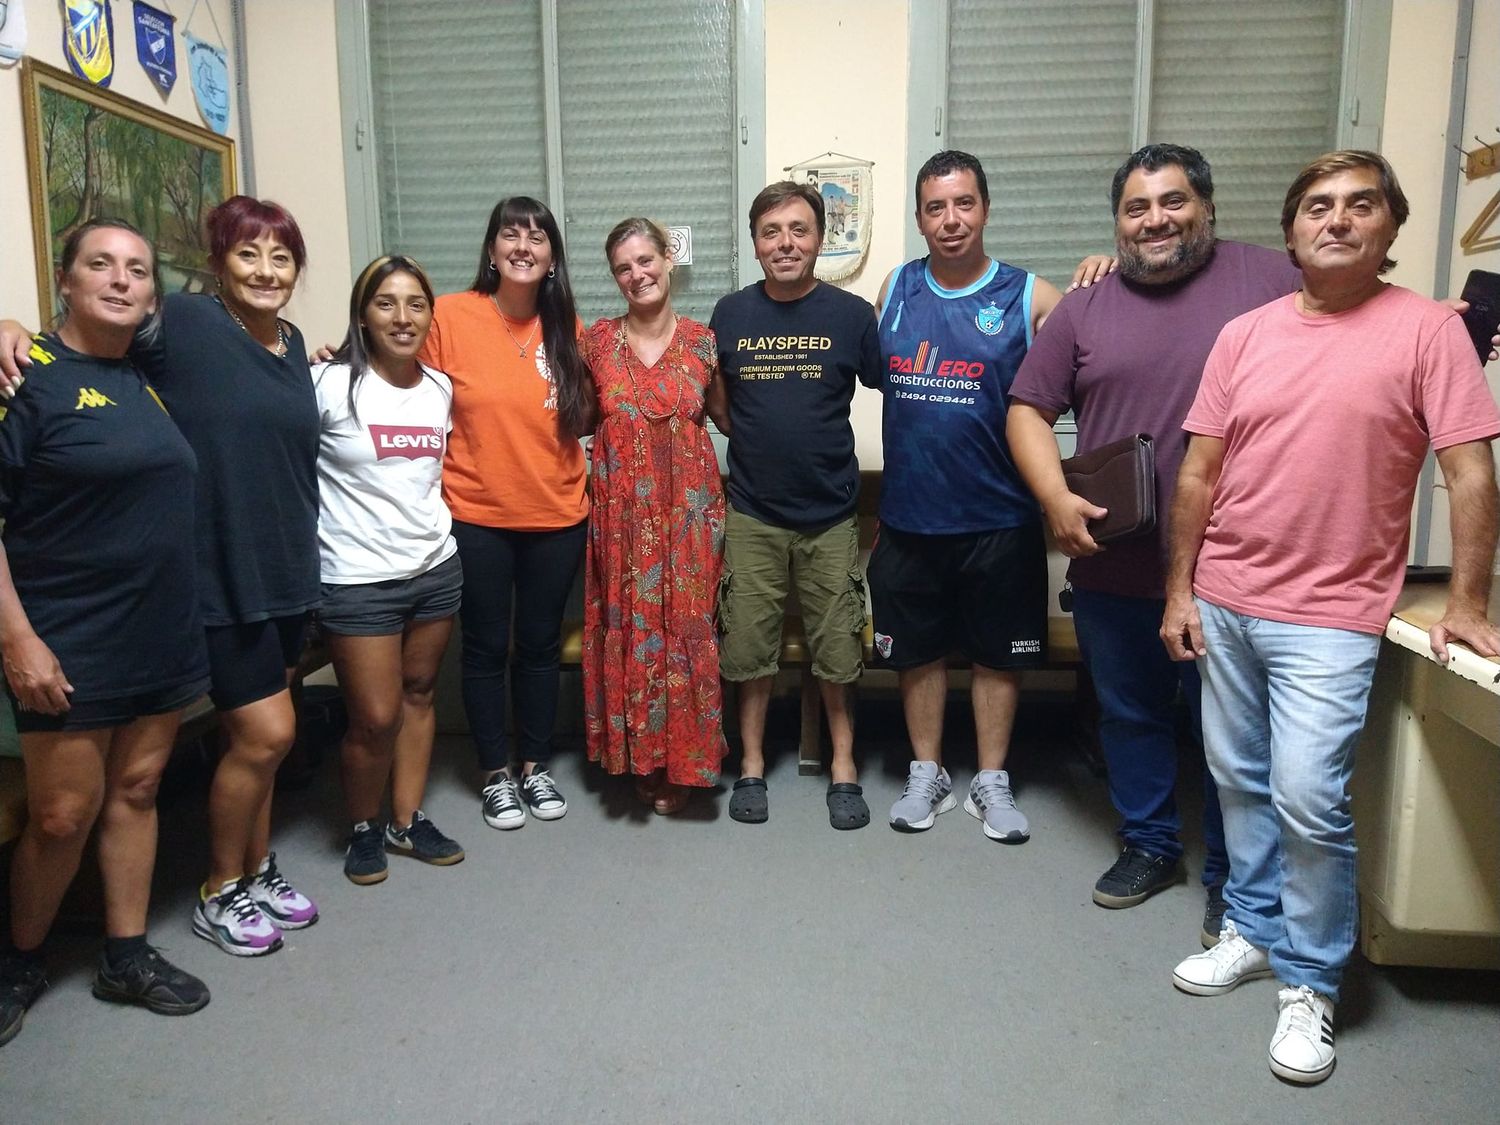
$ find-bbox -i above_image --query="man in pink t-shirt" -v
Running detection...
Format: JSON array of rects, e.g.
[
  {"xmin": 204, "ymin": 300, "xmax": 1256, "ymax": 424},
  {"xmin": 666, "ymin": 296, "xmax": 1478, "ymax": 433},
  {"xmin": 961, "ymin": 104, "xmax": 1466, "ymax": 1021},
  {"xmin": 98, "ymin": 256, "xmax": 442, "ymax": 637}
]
[{"xmin": 1161, "ymin": 151, "xmax": 1500, "ymax": 1087}]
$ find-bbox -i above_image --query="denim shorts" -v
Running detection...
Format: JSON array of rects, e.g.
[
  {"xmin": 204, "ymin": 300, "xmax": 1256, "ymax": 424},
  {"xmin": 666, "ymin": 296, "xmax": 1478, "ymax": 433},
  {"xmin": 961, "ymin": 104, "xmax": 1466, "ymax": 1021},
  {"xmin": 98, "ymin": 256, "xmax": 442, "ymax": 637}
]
[{"xmin": 317, "ymin": 554, "xmax": 463, "ymax": 638}]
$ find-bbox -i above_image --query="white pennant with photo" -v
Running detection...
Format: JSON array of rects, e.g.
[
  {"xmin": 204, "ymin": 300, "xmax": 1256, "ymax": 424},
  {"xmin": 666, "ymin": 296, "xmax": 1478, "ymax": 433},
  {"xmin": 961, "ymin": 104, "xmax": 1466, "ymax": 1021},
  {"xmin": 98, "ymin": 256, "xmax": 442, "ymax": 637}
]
[{"xmin": 784, "ymin": 152, "xmax": 874, "ymax": 284}]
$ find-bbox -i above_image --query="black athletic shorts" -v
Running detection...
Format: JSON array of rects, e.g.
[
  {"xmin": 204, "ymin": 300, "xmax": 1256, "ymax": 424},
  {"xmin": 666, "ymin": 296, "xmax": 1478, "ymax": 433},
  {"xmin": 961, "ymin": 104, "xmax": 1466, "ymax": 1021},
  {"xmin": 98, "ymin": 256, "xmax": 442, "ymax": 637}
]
[
  {"xmin": 204, "ymin": 613, "xmax": 311, "ymax": 711},
  {"xmin": 867, "ymin": 522, "xmax": 1047, "ymax": 671},
  {"xmin": 10, "ymin": 675, "xmax": 209, "ymax": 734}
]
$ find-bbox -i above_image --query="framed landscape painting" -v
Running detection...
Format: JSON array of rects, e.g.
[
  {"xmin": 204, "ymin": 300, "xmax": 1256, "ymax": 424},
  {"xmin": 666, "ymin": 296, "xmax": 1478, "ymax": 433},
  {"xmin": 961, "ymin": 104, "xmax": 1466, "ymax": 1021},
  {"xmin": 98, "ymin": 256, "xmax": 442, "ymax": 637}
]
[{"xmin": 20, "ymin": 59, "xmax": 236, "ymax": 318}]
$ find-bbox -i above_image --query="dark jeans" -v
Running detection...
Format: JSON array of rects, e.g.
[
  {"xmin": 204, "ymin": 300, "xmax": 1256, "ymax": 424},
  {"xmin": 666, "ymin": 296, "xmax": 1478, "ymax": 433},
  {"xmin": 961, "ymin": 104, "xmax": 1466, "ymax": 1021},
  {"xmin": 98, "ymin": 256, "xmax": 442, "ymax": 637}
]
[
  {"xmin": 452, "ymin": 518, "xmax": 586, "ymax": 773},
  {"xmin": 1072, "ymin": 586, "xmax": 1228, "ymax": 887}
]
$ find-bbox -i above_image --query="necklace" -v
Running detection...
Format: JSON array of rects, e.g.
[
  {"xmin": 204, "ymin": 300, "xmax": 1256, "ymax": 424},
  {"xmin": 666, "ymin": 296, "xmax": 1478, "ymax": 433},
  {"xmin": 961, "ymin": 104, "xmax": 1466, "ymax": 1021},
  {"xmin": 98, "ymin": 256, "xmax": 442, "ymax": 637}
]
[
  {"xmin": 622, "ymin": 318, "xmax": 683, "ymax": 423},
  {"xmin": 220, "ymin": 297, "xmax": 287, "ymax": 357},
  {"xmin": 490, "ymin": 295, "xmax": 540, "ymax": 356}
]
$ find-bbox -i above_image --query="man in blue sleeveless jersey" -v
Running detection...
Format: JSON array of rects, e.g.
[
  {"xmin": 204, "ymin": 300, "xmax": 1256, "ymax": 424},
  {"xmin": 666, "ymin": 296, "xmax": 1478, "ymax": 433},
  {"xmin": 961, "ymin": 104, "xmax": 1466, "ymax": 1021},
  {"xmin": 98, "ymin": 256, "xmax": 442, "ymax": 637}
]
[{"xmin": 870, "ymin": 151, "xmax": 1063, "ymax": 841}]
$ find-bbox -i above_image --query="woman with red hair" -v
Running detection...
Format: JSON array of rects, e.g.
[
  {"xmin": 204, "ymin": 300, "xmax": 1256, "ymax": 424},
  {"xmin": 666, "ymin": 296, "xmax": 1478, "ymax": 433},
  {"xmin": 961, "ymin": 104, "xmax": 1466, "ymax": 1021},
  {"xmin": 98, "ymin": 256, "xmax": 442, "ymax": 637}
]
[{"xmin": 0, "ymin": 196, "xmax": 323, "ymax": 957}]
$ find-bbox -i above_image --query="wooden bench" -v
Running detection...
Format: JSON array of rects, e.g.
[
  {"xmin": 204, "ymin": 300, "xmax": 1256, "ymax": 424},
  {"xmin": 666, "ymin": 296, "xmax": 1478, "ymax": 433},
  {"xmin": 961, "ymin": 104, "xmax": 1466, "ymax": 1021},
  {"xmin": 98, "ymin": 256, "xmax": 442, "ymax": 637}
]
[{"xmin": 557, "ymin": 471, "xmax": 1086, "ymax": 774}]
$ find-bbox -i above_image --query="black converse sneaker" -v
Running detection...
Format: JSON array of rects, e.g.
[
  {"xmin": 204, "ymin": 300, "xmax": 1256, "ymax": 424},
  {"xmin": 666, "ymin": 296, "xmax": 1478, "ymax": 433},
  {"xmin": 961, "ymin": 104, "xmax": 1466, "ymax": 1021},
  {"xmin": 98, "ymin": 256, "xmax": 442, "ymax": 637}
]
[
  {"xmin": 482, "ymin": 772, "xmax": 526, "ymax": 830},
  {"xmin": 385, "ymin": 810, "xmax": 465, "ymax": 865},
  {"xmin": 521, "ymin": 767, "xmax": 568, "ymax": 821}
]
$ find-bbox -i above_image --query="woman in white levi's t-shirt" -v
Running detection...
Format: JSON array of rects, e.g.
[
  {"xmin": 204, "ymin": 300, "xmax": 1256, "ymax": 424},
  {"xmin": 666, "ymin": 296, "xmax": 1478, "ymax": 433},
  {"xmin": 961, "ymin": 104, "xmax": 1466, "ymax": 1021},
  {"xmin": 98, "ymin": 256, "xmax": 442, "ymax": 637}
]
[{"xmin": 311, "ymin": 256, "xmax": 466, "ymax": 886}]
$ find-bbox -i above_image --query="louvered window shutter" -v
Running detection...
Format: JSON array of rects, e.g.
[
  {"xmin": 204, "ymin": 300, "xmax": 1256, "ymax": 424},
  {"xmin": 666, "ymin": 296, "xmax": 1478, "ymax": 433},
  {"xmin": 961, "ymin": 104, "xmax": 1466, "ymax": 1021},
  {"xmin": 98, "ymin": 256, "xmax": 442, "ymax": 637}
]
[{"xmin": 368, "ymin": 1, "xmax": 549, "ymax": 295}]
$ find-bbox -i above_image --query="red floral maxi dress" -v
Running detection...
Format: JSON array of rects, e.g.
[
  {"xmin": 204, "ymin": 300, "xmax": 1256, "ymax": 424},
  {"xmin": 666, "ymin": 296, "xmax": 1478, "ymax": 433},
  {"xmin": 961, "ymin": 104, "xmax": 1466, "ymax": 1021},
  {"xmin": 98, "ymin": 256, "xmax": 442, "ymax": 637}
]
[{"xmin": 582, "ymin": 316, "xmax": 726, "ymax": 786}]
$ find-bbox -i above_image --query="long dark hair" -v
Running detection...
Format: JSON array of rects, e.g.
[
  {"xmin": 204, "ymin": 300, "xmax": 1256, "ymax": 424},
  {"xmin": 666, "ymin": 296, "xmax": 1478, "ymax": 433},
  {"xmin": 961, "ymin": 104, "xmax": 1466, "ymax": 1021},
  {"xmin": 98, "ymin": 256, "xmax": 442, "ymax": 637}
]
[
  {"xmin": 54, "ymin": 218, "xmax": 165, "ymax": 342},
  {"xmin": 330, "ymin": 254, "xmax": 446, "ymax": 426},
  {"xmin": 469, "ymin": 196, "xmax": 592, "ymax": 438}
]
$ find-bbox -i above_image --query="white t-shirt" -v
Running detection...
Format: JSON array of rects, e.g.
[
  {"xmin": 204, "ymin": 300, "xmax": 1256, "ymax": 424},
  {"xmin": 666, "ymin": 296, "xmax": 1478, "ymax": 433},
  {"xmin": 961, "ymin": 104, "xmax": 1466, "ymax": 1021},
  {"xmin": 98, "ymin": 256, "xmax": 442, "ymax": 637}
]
[{"xmin": 311, "ymin": 360, "xmax": 458, "ymax": 583}]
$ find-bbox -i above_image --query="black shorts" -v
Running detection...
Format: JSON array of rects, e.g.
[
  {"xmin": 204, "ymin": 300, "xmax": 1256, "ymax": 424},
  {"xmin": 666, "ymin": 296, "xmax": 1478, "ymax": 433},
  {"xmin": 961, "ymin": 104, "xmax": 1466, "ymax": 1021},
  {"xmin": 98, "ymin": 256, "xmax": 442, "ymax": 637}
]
[
  {"xmin": 867, "ymin": 523, "xmax": 1047, "ymax": 670},
  {"xmin": 204, "ymin": 613, "xmax": 311, "ymax": 711},
  {"xmin": 317, "ymin": 554, "xmax": 463, "ymax": 637},
  {"xmin": 10, "ymin": 676, "xmax": 209, "ymax": 734}
]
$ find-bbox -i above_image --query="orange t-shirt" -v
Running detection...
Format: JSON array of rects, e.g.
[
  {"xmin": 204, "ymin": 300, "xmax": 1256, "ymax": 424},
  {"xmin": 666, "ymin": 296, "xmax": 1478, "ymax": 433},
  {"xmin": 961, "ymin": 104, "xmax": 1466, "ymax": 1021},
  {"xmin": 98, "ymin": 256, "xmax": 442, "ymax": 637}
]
[{"xmin": 420, "ymin": 290, "xmax": 588, "ymax": 530}]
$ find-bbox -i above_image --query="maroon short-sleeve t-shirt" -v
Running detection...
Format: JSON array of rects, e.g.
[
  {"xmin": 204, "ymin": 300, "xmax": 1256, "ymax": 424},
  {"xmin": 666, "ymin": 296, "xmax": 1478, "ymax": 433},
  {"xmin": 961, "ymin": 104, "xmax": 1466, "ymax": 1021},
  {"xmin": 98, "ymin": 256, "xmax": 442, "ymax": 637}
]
[{"xmin": 1010, "ymin": 240, "xmax": 1300, "ymax": 598}]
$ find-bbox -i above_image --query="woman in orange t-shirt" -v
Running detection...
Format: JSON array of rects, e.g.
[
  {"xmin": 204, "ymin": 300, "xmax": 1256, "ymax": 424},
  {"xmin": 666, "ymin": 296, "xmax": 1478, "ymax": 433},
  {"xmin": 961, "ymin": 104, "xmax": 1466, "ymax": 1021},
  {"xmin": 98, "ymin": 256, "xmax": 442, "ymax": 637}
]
[{"xmin": 419, "ymin": 197, "xmax": 594, "ymax": 832}]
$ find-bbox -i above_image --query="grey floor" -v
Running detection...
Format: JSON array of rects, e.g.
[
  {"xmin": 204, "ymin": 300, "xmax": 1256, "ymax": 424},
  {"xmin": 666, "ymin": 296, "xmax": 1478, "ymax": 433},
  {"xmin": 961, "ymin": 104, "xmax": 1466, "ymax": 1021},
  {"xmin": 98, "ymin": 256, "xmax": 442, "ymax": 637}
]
[{"xmin": 1, "ymin": 691, "xmax": 1497, "ymax": 1124}]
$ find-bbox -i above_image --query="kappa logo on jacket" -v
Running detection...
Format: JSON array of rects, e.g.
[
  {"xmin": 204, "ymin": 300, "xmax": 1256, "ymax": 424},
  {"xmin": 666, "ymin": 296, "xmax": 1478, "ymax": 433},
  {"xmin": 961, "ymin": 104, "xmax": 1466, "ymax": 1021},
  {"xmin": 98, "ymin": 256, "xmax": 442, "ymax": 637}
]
[
  {"xmin": 369, "ymin": 424, "xmax": 444, "ymax": 461},
  {"xmin": 74, "ymin": 388, "xmax": 117, "ymax": 410}
]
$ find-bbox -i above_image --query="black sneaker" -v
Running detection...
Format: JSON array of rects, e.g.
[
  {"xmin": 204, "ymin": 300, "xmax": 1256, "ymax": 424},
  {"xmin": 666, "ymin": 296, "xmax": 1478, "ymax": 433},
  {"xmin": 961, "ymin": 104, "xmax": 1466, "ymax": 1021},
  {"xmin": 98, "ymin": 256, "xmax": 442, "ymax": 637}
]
[
  {"xmin": 1201, "ymin": 882, "xmax": 1228, "ymax": 948},
  {"xmin": 386, "ymin": 810, "xmax": 465, "ymax": 866},
  {"xmin": 345, "ymin": 820, "xmax": 389, "ymax": 885},
  {"xmin": 521, "ymin": 768, "xmax": 568, "ymax": 821},
  {"xmin": 1092, "ymin": 847, "xmax": 1184, "ymax": 908},
  {"xmin": 0, "ymin": 953, "xmax": 47, "ymax": 1048},
  {"xmin": 92, "ymin": 944, "xmax": 210, "ymax": 1016}
]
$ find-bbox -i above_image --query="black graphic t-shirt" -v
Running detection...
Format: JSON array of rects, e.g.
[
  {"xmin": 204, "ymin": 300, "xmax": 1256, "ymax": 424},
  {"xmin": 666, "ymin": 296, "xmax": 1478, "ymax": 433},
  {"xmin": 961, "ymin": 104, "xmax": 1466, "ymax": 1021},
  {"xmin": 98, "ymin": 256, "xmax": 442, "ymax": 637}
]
[
  {"xmin": 0, "ymin": 334, "xmax": 207, "ymax": 698},
  {"xmin": 709, "ymin": 281, "xmax": 881, "ymax": 530}
]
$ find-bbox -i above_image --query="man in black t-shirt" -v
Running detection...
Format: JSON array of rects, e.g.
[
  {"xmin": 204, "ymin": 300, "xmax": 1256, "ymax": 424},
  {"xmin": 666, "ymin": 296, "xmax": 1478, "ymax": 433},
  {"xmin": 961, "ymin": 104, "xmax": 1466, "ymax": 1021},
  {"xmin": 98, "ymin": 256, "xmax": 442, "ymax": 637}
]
[{"xmin": 709, "ymin": 181, "xmax": 881, "ymax": 830}]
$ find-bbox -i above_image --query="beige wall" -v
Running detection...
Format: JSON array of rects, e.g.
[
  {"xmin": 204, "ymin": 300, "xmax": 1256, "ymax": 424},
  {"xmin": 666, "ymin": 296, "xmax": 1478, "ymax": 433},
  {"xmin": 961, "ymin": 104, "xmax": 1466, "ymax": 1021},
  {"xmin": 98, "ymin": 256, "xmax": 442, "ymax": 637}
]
[
  {"xmin": 0, "ymin": 1, "xmax": 349, "ymax": 344},
  {"xmin": 1380, "ymin": 0, "xmax": 1500, "ymax": 566},
  {"xmin": 239, "ymin": 1, "xmax": 351, "ymax": 346},
  {"xmin": 764, "ymin": 0, "xmax": 907, "ymax": 469},
  {"xmin": 0, "ymin": 0, "xmax": 240, "ymax": 328}
]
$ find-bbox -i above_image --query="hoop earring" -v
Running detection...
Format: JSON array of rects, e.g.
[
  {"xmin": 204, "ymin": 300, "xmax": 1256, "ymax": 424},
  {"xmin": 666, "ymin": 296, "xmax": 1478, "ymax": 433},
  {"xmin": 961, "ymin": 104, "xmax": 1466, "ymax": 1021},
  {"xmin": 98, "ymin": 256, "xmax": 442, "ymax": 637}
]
[
  {"xmin": 487, "ymin": 261, "xmax": 498, "ymax": 275},
  {"xmin": 547, "ymin": 265, "xmax": 556, "ymax": 279}
]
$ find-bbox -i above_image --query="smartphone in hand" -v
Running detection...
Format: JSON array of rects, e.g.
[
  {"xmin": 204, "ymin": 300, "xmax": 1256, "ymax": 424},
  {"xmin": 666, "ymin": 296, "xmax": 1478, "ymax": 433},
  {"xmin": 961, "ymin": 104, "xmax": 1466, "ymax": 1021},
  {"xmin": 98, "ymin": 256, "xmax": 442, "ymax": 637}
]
[{"xmin": 1459, "ymin": 269, "xmax": 1500, "ymax": 364}]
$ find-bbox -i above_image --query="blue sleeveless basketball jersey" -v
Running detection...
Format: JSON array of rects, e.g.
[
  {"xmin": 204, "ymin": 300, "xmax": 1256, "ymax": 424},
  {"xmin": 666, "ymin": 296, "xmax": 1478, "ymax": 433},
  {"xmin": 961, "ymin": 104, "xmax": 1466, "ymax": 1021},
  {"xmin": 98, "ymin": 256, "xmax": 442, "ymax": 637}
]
[{"xmin": 877, "ymin": 257, "xmax": 1040, "ymax": 533}]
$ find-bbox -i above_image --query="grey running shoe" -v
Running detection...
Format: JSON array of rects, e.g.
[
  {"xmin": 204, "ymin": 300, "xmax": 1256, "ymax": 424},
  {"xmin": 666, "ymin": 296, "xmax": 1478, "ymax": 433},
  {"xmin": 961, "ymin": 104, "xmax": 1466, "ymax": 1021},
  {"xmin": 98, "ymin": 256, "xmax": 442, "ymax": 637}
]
[
  {"xmin": 889, "ymin": 760, "xmax": 956, "ymax": 831},
  {"xmin": 964, "ymin": 769, "xmax": 1029, "ymax": 842}
]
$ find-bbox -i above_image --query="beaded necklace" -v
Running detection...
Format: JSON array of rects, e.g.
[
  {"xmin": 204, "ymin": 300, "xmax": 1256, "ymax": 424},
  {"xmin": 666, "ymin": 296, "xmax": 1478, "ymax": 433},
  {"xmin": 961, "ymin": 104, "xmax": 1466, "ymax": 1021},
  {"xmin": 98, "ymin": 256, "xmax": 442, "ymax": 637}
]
[
  {"xmin": 220, "ymin": 296, "xmax": 287, "ymax": 357},
  {"xmin": 621, "ymin": 318, "xmax": 682, "ymax": 422}
]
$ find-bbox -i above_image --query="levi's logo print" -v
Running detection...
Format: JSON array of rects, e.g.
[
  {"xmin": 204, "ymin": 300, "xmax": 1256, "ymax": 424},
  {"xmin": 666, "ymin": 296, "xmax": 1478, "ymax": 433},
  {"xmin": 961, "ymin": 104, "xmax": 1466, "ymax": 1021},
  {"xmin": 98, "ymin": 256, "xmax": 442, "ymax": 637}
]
[
  {"xmin": 369, "ymin": 425, "xmax": 444, "ymax": 460},
  {"xmin": 734, "ymin": 335, "xmax": 833, "ymax": 381},
  {"xmin": 886, "ymin": 339, "xmax": 982, "ymax": 407}
]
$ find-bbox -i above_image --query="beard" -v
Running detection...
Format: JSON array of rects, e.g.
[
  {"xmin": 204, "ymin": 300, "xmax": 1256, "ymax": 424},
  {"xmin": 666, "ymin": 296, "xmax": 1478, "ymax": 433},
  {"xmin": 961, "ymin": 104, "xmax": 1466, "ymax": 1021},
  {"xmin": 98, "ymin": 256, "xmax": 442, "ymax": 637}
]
[{"xmin": 1116, "ymin": 220, "xmax": 1216, "ymax": 284}]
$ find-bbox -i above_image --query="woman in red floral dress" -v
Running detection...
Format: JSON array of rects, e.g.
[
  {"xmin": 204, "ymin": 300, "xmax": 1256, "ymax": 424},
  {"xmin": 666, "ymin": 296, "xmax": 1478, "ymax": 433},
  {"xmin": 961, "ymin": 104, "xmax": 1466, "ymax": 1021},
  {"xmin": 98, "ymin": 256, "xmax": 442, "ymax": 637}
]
[{"xmin": 582, "ymin": 218, "xmax": 729, "ymax": 814}]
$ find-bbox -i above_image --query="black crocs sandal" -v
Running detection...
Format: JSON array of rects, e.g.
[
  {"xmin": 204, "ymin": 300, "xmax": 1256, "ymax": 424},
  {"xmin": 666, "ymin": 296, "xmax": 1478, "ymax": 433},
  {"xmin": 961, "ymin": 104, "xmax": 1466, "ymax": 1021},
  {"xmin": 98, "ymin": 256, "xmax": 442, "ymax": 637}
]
[
  {"xmin": 826, "ymin": 782, "xmax": 870, "ymax": 830},
  {"xmin": 728, "ymin": 777, "xmax": 768, "ymax": 823}
]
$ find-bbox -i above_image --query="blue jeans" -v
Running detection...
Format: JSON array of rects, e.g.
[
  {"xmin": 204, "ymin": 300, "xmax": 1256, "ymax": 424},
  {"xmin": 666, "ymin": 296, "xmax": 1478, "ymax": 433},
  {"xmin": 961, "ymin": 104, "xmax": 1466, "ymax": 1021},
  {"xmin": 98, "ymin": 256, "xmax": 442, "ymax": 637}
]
[
  {"xmin": 1072, "ymin": 588, "xmax": 1227, "ymax": 886},
  {"xmin": 1195, "ymin": 598, "xmax": 1380, "ymax": 1000}
]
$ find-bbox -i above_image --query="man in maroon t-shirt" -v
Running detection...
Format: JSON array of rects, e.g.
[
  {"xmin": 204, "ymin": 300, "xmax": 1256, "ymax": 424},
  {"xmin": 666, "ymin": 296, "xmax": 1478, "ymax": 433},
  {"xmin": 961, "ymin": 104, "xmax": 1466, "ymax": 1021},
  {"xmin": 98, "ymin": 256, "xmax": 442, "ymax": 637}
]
[{"xmin": 1007, "ymin": 144, "xmax": 1299, "ymax": 947}]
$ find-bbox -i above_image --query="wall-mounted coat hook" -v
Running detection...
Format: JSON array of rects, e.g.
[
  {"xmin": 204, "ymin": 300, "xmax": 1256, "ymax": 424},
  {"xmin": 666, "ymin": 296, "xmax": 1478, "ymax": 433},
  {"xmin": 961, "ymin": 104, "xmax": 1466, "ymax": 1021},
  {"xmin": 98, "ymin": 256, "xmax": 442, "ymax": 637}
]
[{"xmin": 1460, "ymin": 127, "xmax": 1500, "ymax": 180}]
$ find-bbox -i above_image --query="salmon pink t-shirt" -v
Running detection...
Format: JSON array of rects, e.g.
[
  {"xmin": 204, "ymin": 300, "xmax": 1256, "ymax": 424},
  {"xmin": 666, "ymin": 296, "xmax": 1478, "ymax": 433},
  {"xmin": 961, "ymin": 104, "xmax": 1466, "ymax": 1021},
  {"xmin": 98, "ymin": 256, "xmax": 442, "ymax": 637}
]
[
  {"xmin": 420, "ymin": 290, "xmax": 588, "ymax": 530},
  {"xmin": 1185, "ymin": 285, "xmax": 1500, "ymax": 634}
]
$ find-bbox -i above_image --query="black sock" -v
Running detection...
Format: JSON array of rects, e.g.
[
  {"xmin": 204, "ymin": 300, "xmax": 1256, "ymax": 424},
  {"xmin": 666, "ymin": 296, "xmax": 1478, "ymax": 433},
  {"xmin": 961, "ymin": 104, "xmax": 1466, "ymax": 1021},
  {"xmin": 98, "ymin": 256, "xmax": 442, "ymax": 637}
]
[
  {"xmin": 2, "ymin": 941, "xmax": 45, "ymax": 968},
  {"xmin": 104, "ymin": 934, "xmax": 149, "ymax": 967}
]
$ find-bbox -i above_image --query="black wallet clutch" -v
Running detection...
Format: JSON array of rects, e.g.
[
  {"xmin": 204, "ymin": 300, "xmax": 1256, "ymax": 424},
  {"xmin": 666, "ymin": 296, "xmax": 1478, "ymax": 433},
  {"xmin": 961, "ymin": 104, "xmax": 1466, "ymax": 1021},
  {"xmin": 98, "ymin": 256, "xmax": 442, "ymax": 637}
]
[{"xmin": 1059, "ymin": 433, "xmax": 1156, "ymax": 544}]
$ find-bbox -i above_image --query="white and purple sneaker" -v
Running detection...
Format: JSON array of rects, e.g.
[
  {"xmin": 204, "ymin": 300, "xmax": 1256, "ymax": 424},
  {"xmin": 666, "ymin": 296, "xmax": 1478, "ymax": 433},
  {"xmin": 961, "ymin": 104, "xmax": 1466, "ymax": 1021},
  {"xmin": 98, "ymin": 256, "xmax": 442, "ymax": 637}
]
[
  {"xmin": 248, "ymin": 853, "xmax": 319, "ymax": 929},
  {"xmin": 193, "ymin": 878, "xmax": 283, "ymax": 957}
]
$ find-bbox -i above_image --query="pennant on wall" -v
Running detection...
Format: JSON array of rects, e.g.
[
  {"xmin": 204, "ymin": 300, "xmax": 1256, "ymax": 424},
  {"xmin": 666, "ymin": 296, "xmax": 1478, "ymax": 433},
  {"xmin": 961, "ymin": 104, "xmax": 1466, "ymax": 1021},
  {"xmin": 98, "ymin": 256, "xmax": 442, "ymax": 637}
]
[
  {"xmin": 184, "ymin": 30, "xmax": 229, "ymax": 133},
  {"xmin": 784, "ymin": 152, "xmax": 876, "ymax": 284},
  {"xmin": 0, "ymin": 0, "xmax": 30, "ymax": 67},
  {"xmin": 133, "ymin": 1, "xmax": 176, "ymax": 94},
  {"xmin": 62, "ymin": 0, "xmax": 113, "ymax": 86}
]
